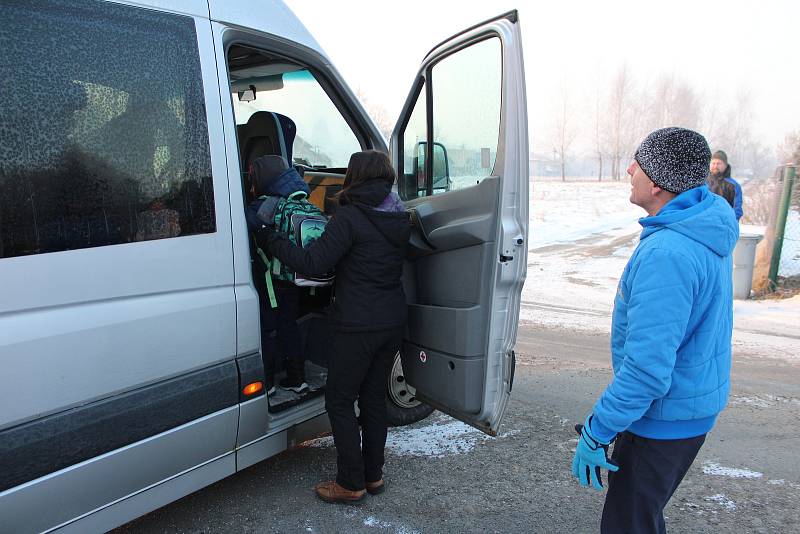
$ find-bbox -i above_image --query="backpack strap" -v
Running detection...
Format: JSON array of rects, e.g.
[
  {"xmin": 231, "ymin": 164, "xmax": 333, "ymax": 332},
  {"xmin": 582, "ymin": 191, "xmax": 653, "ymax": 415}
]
[
  {"xmin": 288, "ymin": 190, "xmax": 308, "ymax": 200},
  {"xmin": 252, "ymin": 234, "xmax": 278, "ymax": 309}
]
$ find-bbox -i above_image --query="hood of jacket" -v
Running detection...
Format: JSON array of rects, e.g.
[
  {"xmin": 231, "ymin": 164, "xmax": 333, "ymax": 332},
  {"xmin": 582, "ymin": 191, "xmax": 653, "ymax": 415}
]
[
  {"xmin": 639, "ymin": 185, "xmax": 739, "ymax": 257},
  {"xmin": 254, "ymin": 165, "xmax": 309, "ymax": 198},
  {"xmin": 344, "ymin": 179, "xmax": 410, "ymax": 248}
]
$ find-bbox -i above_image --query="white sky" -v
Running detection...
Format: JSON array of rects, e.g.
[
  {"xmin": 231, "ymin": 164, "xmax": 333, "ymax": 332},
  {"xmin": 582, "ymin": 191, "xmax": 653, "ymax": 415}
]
[{"xmin": 284, "ymin": 0, "xmax": 800, "ymax": 155}]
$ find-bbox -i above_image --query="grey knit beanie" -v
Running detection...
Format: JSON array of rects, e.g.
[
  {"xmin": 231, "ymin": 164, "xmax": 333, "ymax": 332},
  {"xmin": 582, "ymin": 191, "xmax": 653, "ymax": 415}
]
[{"xmin": 634, "ymin": 127, "xmax": 711, "ymax": 194}]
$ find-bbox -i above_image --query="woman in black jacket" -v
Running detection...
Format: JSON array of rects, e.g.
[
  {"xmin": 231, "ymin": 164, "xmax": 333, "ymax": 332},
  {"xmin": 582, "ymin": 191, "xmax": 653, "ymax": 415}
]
[{"xmin": 255, "ymin": 150, "xmax": 411, "ymax": 503}]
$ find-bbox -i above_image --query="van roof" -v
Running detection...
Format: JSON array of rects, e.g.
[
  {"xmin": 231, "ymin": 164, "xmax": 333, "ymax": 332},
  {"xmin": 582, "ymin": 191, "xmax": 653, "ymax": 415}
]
[{"xmin": 117, "ymin": 0, "xmax": 324, "ymax": 57}]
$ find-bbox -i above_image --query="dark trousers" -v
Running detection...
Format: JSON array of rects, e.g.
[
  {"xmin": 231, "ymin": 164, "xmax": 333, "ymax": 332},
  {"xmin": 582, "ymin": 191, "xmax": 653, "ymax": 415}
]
[
  {"xmin": 325, "ymin": 327, "xmax": 403, "ymax": 491},
  {"xmin": 601, "ymin": 431, "xmax": 706, "ymax": 534},
  {"xmin": 259, "ymin": 283, "xmax": 304, "ymax": 384}
]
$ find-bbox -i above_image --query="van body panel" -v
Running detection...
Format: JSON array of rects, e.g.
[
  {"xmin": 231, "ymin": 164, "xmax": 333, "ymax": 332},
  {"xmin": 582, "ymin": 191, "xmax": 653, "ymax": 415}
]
[
  {"xmin": 54, "ymin": 455, "xmax": 235, "ymax": 534},
  {"xmin": 0, "ymin": 407, "xmax": 238, "ymax": 534},
  {"xmin": 0, "ymin": 361, "xmax": 238, "ymax": 493},
  {"xmin": 0, "ymin": 5, "xmax": 241, "ymax": 529},
  {"xmin": 236, "ymin": 430, "xmax": 287, "ymax": 471},
  {"xmin": 208, "ymin": 0, "xmax": 323, "ymax": 57},
  {"xmin": 236, "ymin": 394, "xmax": 270, "ymax": 447},
  {"xmin": 104, "ymin": 0, "xmax": 209, "ymax": 18}
]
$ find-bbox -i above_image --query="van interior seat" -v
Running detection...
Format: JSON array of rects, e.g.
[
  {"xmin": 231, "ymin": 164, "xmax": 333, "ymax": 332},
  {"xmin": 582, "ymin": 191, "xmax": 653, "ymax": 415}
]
[{"xmin": 237, "ymin": 111, "xmax": 297, "ymax": 198}]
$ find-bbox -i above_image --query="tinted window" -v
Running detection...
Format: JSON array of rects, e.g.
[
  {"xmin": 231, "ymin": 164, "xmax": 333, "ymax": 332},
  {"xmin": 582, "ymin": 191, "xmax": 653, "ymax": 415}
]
[{"xmin": 0, "ymin": 0, "xmax": 214, "ymax": 259}]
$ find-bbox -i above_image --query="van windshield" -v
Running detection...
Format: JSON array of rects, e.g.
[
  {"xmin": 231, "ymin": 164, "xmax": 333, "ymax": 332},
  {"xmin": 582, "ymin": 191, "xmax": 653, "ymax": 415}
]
[{"xmin": 232, "ymin": 69, "xmax": 361, "ymax": 169}]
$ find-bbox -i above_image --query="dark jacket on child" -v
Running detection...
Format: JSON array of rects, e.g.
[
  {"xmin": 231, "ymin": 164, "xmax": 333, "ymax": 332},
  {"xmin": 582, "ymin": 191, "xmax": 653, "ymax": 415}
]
[{"xmin": 262, "ymin": 179, "xmax": 411, "ymax": 332}]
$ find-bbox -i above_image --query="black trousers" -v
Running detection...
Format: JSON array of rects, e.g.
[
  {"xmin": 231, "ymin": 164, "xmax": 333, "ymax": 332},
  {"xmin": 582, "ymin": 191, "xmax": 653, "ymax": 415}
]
[
  {"xmin": 601, "ymin": 431, "xmax": 706, "ymax": 534},
  {"xmin": 259, "ymin": 283, "xmax": 304, "ymax": 384},
  {"xmin": 325, "ymin": 327, "xmax": 403, "ymax": 491}
]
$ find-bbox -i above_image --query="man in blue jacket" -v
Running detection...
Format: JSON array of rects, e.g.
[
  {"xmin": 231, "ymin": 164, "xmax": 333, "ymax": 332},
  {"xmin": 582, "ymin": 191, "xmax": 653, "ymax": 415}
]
[{"xmin": 571, "ymin": 127, "xmax": 739, "ymax": 533}]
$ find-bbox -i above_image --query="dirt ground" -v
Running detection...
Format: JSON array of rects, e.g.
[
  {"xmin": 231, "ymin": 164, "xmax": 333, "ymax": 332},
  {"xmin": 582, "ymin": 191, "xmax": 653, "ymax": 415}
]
[{"xmin": 117, "ymin": 322, "xmax": 800, "ymax": 534}]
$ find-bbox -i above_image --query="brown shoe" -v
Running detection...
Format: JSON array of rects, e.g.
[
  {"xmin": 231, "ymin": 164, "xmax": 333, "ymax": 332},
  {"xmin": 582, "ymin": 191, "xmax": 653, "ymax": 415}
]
[
  {"xmin": 314, "ymin": 481, "xmax": 366, "ymax": 504},
  {"xmin": 366, "ymin": 479, "xmax": 385, "ymax": 495}
]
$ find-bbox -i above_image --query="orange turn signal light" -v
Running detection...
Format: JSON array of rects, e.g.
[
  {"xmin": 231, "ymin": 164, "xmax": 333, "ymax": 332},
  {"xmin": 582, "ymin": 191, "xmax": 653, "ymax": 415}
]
[{"xmin": 243, "ymin": 381, "xmax": 264, "ymax": 396}]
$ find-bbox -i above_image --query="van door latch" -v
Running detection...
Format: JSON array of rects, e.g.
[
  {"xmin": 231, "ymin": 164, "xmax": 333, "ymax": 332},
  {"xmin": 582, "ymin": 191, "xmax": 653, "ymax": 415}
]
[{"xmin": 499, "ymin": 254, "xmax": 514, "ymax": 262}]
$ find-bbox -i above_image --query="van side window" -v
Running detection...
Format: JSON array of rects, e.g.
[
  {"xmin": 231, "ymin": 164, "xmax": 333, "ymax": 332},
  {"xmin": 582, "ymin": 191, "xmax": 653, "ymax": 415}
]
[
  {"xmin": 398, "ymin": 37, "xmax": 502, "ymax": 199},
  {"xmin": 0, "ymin": 0, "xmax": 215, "ymax": 259}
]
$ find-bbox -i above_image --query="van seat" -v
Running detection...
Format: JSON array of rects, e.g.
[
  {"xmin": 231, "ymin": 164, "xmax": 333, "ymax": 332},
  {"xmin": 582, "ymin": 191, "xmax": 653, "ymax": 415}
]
[{"xmin": 237, "ymin": 111, "xmax": 296, "ymax": 173}]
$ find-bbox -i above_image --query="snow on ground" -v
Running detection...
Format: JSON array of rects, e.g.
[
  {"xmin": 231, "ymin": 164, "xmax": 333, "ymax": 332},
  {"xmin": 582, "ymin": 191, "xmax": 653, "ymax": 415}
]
[
  {"xmin": 704, "ymin": 494, "xmax": 737, "ymax": 511},
  {"xmin": 522, "ymin": 179, "xmax": 799, "ymax": 357},
  {"xmin": 702, "ymin": 461, "xmax": 763, "ymax": 479},
  {"xmin": 303, "ymin": 413, "xmax": 516, "ymax": 458},
  {"xmin": 522, "ymin": 180, "xmax": 640, "ymax": 332}
]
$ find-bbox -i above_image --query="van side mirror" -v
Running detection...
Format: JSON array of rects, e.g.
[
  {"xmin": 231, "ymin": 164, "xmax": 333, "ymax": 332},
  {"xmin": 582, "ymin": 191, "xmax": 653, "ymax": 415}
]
[{"xmin": 415, "ymin": 141, "xmax": 450, "ymax": 194}]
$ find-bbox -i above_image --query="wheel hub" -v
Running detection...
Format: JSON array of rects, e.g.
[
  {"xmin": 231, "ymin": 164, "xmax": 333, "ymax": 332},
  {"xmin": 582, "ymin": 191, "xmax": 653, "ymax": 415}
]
[{"xmin": 388, "ymin": 352, "xmax": 421, "ymax": 409}]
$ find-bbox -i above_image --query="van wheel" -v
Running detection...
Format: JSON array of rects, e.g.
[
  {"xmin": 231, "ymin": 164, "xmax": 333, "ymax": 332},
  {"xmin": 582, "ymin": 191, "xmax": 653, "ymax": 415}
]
[{"xmin": 386, "ymin": 351, "xmax": 434, "ymax": 426}]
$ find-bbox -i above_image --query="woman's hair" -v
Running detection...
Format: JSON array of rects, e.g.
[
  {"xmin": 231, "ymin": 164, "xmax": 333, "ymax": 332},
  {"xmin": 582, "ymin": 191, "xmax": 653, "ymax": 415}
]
[{"xmin": 338, "ymin": 150, "xmax": 396, "ymax": 205}]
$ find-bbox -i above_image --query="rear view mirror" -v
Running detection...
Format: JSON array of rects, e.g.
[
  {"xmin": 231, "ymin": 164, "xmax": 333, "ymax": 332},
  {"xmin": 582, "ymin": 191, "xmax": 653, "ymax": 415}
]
[{"xmin": 238, "ymin": 85, "xmax": 256, "ymax": 102}]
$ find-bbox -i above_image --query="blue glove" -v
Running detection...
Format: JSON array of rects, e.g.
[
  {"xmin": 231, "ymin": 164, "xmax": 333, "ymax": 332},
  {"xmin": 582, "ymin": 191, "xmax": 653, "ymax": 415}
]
[{"xmin": 571, "ymin": 415, "xmax": 619, "ymax": 491}]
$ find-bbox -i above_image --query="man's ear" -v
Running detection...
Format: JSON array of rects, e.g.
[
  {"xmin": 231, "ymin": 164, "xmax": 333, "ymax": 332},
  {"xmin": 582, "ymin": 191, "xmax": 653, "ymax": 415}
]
[{"xmin": 651, "ymin": 184, "xmax": 665, "ymax": 197}]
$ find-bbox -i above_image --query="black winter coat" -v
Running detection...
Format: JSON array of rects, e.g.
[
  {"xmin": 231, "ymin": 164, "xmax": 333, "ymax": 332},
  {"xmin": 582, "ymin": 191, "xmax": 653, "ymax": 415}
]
[{"xmin": 261, "ymin": 179, "xmax": 411, "ymax": 332}]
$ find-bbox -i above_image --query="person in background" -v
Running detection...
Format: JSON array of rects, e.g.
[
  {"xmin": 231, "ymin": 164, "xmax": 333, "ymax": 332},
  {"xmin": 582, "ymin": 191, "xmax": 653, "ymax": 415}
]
[
  {"xmin": 251, "ymin": 150, "xmax": 411, "ymax": 504},
  {"xmin": 708, "ymin": 150, "xmax": 743, "ymax": 220},
  {"xmin": 571, "ymin": 128, "xmax": 739, "ymax": 533}
]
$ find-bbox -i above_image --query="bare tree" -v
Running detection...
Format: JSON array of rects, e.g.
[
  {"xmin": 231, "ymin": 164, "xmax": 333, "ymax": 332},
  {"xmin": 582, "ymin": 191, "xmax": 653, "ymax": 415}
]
[
  {"xmin": 356, "ymin": 89, "xmax": 393, "ymax": 142},
  {"xmin": 608, "ymin": 65, "xmax": 634, "ymax": 180},
  {"xmin": 552, "ymin": 85, "xmax": 577, "ymax": 181},
  {"xmin": 776, "ymin": 131, "xmax": 800, "ymax": 164},
  {"xmin": 592, "ymin": 83, "xmax": 607, "ymax": 181}
]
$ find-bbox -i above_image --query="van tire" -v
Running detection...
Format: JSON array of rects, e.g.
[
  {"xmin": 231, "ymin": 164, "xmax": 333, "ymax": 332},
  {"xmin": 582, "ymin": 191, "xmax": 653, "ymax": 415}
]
[{"xmin": 386, "ymin": 351, "xmax": 434, "ymax": 426}]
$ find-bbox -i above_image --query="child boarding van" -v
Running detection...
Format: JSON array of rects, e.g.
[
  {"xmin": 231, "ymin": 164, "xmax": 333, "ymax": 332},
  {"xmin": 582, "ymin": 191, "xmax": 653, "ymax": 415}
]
[{"xmin": 0, "ymin": 0, "xmax": 529, "ymax": 531}]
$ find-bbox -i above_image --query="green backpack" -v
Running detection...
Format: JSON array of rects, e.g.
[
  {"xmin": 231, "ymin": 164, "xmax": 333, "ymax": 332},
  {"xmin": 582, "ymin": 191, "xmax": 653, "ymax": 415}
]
[{"xmin": 254, "ymin": 191, "xmax": 334, "ymax": 308}]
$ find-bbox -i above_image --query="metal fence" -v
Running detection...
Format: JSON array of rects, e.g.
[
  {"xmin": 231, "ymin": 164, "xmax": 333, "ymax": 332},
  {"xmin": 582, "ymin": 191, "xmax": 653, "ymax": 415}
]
[{"xmin": 773, "ymin": 166, "xmax": 799, "ymax": 288}]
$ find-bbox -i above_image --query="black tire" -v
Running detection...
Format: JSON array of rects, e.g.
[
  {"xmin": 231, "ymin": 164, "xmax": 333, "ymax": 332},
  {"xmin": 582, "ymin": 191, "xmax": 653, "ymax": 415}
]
[{"xmin": 385, "ymin": 351, "xmax": 434, "ymax": 426}]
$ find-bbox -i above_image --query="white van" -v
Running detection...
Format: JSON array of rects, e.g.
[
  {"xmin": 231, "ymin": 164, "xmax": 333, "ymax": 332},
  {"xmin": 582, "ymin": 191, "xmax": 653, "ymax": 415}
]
[{"xmin": 0, "ymin": 1, "xmax": 529, "ymax": 531}]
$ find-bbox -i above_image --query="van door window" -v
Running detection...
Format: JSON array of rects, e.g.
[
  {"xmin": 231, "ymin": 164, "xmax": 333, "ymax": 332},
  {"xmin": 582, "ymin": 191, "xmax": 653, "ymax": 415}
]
[
  {"xmin": 0, "ymin": 0, "xmax": 215, "ymax": 259},
  {"xmin": 398, "ymin": 81, "xmax": 428, "ymax": 200},
  {"xmin": 229, "ymin": 61, "xmax": 361, "ymax": 170},
  {"xmin": 398, "ymin": 37, "xmax": 502, "ymax": 199}
]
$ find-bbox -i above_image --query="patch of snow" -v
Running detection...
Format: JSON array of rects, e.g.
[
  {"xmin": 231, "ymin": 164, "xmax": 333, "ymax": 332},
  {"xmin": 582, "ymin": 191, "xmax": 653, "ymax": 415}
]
[
  {"xmin": 768, "ymin": 479, "xmax": 786, "ymax": 485},
  {"xmin": 303, "ymin": 414, "xmax": 516, "ymax": 458},
  {"xmin": 702, "ymin": 461, "xmax": 763, "ymax": 479},
  {"xmin": 361, "ymin": 514, "xmax": 419, "ymax": 533},
  {"xmin": 730, "ymin": 394, "xmax": 800, "ymax": 408},
  {"xmin": 705, "ymin": 494, "xmax": 737, "ymax": 511},
  {"xmin": 363, "ymin": 516, "xmax": 390, "ymax": 528},
  {"xmin": 384, "ymin": 415, "xmax": 510, "ymax": 458},
  {"xmin": 303, "ymin": 435, "xmax": 334, "ymax": 448}
]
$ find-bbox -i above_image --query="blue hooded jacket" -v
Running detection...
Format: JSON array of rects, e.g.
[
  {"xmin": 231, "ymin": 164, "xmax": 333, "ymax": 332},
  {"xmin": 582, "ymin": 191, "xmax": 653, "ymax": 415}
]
[{"xmin": 591, "ymin": 186, "xmax": 739, "ymax": 441}]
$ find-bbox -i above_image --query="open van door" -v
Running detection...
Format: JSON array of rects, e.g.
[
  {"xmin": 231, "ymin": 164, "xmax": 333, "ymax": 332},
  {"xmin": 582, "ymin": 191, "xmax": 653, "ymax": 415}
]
[{"xmin": 390, "ymin": 11, "xmax": 528, "ymax": 435}]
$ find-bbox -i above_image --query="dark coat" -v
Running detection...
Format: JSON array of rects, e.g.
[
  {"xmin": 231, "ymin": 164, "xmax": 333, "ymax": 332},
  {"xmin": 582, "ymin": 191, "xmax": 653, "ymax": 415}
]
[{"xmin": 262, "ymin": 179, "xmax": 411, "ymax": 332}]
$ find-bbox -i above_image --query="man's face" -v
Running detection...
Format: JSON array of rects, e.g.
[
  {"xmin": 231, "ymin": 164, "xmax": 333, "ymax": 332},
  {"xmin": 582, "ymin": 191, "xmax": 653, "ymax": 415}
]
[
  {"xmin": 710, "ymin": 158, "xmax": 727, "ymax": 176},
  {"xmin": 628, "ymin": 160, "xmax": 655, "ymax": 210}
]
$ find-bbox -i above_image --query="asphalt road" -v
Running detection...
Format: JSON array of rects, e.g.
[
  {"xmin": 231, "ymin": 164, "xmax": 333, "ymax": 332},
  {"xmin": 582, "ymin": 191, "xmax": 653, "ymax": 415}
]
[{"xmin": 117, "ymin": 322, "xmax": 800, "ymax": 533}]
